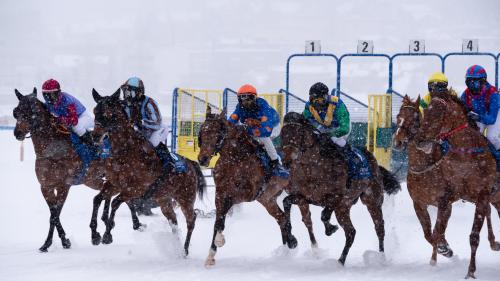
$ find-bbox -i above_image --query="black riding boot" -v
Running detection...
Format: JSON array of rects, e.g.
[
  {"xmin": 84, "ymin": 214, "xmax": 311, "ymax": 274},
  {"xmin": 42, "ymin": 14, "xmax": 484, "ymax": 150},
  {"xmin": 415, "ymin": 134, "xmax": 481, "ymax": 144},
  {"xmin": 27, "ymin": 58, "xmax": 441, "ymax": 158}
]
[{"xmin": 154, "ymin": 142, "xmax": 174, "ymax": 171}]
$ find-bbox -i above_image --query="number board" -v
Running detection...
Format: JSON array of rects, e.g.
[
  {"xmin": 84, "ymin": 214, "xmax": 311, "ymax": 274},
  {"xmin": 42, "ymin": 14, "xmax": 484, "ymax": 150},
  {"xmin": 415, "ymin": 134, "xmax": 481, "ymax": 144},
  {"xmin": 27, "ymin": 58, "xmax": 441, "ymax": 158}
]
[
  {"xmin": 305, "ymin": 40, "xmax": 321, "ymax": 54},
  {"xmin": 462, "ymin": 39, "xmax": 478, "ymax": 53},
  {"xmin": 357, "ymin": 40, "xmax": 374, "ymax": 54},
  {"xmin": 409, "ymin": 40, "xmax": 425, "ymax": 54}
]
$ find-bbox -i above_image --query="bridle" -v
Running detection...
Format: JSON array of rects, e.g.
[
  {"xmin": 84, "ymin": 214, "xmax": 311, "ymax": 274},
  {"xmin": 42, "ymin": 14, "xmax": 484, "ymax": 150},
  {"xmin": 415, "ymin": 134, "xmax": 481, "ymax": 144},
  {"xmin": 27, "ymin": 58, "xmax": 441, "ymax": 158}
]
[{"xmin": 198, "ymin": 118, "xmax": 228, "ymax": 157}]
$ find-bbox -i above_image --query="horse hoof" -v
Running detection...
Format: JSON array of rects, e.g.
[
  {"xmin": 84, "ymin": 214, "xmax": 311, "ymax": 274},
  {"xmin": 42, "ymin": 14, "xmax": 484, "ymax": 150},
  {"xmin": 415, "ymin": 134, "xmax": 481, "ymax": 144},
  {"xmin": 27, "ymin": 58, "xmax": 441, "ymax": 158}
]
[
  {"xmin": 325, "ymin": 224, "xmax": 339, "ymax": 236},
  {"xmin": 491, "ymin": 242, "xmax": 500, "ymax": 251},
  {"xmin": 92, "ymin": 233, "xmax": 102, "ymax": 245},
  {"xmin": 39, "ymin": 246, "xmax": 49, "ymax": 253},
  {"xmin": 62, "ymin": 239, "xmax": 71, "ymax": 249},
  {"xmin": 102, "ymin": 233, "xmax": 113, "ymax": 244},
  {"xmin": 134, "ymin": 223, "xmax": 147, "ymax": 231},
  {"xmin": 429, "ymin": 259, "xmax": 437, "ymax": 266},
  {"xmin": 465, "ymin": 272, "xmax": 476, "ymax": 279},
  {"xmin": 204, "ymin": 258, "xmax": 216, "ymax": 267},
  {"xmin": 437, "ymin": 244, "xmax": 453, "ymax": 258},
  {"xmin": 287, "ymin": 235, "xmax": 298, "ymax": 249},
  {"xmin": 214, "ymin": 233, "xmax": 225, "ymax": 248}
]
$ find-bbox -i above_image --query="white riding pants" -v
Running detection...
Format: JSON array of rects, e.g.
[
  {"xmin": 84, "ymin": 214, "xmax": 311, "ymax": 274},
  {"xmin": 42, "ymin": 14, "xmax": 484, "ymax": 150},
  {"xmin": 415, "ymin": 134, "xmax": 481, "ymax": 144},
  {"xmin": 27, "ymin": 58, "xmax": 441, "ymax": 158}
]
[
  {"xmin": 477, "ymin": 111, "xmax": 500, "ymax": 150},
  {"xmin": 254, "ymin": 126, "xmax": 280, "ymax": 161},
  {"xmin": 73, "ymin": 111, "xmax": 94, "ymax": 136},
  {"xmin": 148, "ymin": 123, "xmax": 170, "ymax": 147}
]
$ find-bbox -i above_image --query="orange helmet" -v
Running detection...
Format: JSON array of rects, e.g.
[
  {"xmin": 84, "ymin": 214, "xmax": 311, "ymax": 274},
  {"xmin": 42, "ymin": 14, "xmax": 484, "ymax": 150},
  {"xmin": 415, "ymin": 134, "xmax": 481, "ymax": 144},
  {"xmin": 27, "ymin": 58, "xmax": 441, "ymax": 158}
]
[{"xmin": 237, "ymin": 84, "xmax": 257, "ymax": 96}]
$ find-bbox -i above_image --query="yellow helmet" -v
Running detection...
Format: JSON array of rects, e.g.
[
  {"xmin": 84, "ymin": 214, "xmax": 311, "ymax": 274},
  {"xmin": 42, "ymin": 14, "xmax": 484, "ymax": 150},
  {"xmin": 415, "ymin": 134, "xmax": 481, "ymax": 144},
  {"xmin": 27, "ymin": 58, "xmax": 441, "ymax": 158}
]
[{"xmin": 428, "ymin": 72, "xmax": 448, "ymax": 84}]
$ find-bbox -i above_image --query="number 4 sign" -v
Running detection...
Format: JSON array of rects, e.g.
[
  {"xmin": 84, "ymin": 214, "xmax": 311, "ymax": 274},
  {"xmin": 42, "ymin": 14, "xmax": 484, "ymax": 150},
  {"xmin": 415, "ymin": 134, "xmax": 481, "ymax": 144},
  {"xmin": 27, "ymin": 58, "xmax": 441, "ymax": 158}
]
[
  {"xmin": 305, "ymin": 40, "xmax": 321, "ymax": 54},
  {"xmin": 462, "ymin": 39, "xmax": 478, "ymax": 53},
  {"xmin": 409, "ymin": 40, "xmax": 425, "ymax": 54}
]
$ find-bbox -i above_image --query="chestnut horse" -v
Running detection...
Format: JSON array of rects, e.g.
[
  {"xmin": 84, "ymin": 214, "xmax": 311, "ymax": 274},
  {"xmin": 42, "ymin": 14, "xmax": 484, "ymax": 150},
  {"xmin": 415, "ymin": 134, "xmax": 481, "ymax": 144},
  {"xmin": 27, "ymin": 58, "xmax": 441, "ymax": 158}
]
[
  {"xmin": 416, "ymin": 93, "xmax": 499, "ymax": 278},
  {"xmin": 12, "ymin": 88, "xmax": 140, "ymax": 252},
  {"xmin": 393, "ymin": 95, "xmax": 500, "ymax": 270},
  {"xmin": 280, "ymin": 112, "xmax": 401, "ymax": 265},
  {"xmin": 198, "ymin": 106, "xmax": 299, "ymax": 267},
  {"xmin": 92, "ymin": 89, "xmax": 206, "ymax": 256}
]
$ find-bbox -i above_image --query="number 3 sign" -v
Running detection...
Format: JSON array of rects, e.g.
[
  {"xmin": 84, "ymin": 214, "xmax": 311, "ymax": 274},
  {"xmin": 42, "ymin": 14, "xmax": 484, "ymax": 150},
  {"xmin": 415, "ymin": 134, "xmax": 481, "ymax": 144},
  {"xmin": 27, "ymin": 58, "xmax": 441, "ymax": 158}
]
[{"xmin": 409, "ymin": 40, "xmax": 425, "ymax": 54}]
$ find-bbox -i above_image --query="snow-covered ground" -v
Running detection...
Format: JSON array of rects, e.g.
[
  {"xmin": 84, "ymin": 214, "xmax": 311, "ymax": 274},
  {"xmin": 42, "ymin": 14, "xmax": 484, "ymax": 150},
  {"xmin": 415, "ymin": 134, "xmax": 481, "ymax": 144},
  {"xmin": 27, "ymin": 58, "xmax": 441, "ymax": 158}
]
[{"xmin": 1, "ymin": 130, "xmax": 499, "ymax": 281}]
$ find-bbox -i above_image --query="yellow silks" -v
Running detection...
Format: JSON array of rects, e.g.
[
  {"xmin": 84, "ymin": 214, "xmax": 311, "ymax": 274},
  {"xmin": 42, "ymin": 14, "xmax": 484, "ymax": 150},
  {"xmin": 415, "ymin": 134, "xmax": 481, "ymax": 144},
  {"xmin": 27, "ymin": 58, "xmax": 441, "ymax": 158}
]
[{"xmin": 309, "ymin": 102, "xmax": 336, "ymax": 127}]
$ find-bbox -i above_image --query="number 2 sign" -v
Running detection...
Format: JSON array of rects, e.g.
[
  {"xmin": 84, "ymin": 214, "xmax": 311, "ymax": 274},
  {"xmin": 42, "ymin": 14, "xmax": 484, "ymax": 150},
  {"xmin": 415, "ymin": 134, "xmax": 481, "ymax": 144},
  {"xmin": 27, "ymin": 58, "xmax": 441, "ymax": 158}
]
[{"xmin": 357, "ymin": 40, "xmax": 374, "ymax": 54}]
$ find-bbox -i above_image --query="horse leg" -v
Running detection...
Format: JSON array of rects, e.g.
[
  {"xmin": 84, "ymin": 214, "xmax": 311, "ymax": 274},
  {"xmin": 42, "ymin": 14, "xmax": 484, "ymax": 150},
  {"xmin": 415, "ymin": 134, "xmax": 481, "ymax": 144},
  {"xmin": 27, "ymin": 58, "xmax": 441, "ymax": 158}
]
[
  {"xmin": 102, "ymin": 194, "xmax": 124, "ymax": 244},
  {"xmin": 49, "ymin": 186, "xmax": 71, "ymax": 249},
  {"xmin": 297, "ymin": 200, "xmax": 317, "ymax": 248},
  {"xmin": 320, "ymin": 196, "xmax": 339, "ymax": 236},
  {"xmin": 125, "ymin": 201, "xmax": 144, "ymax": 231},
  {"xmin": 159, "ymin": 197, "xmax": 179, "ymax": 234},
  {"xmin": 39, "ymin": 203, "xmax": 57, "ymax": 252},
  {"xmin": 360, "ymin": 192, "xmax": 385, "ymax": 252},
  {"xmin": 90, "ymin": 192, "xmax": 104, "ymax": 245},
  {"xmin": 205, "ymin": 198, "xmax": 232, "ymax": 267},
  {"xmin": 466, "ymin": 196, "xmax": 489, "ymax": 279},
  {"xmin": 101, "ymin": 198, "xmax": 110, "ymax": 224},
  {"xmin": 486, "ymin": 207, "xmax": 500, "ymax": 251},
  {"xmin": 433, "ymin": 198, "xmax": 453, "ymax": 258},
  {"xmin": 413, "ymin": 201, "xmax": 437, "ymax": 265},
  {"xmin": 334, "ymin": 204, "xmax": 356, "ymax": 265},
  {"xmin": 282, "ymin": 195, "xmax": 296, "ymax": 245},
  {"xmin": 258, "ymin": 196, "xmax": 298, "ymax": 249},
  {"xmin": 180, "ymin": 202, "xmax": 197, "ymax": 257}
]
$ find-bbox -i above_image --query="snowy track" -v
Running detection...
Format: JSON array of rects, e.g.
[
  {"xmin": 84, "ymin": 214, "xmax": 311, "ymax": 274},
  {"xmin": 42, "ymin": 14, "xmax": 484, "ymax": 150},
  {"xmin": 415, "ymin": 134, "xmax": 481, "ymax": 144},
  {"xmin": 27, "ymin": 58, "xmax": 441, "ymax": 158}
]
[{"xmin": 1, "ymin": 131, "xmax": 499, "ymax": 281}]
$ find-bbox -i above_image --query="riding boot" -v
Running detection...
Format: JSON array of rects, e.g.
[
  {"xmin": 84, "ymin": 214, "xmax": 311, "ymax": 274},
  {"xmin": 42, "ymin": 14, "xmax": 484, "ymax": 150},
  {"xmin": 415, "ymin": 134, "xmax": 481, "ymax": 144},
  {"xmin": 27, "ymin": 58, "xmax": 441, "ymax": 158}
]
[
  {"xmin": 79, "ymin": 131, "xmax": 99, "ymax": 154},
  {"xmin": 270, "ymin": 159, "xmax": 288, "ymax": 176},
  {"xmin": 154, "ymin": 142, "xmax": 174, "ymax": 171}
]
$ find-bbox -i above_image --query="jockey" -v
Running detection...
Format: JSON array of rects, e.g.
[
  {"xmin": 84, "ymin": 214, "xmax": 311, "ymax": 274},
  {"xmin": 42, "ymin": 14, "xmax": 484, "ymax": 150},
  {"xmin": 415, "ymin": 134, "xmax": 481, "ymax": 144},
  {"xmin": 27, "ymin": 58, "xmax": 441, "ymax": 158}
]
[
  {"xmin": 460, "ymin": 65, "xmax": 500, "ymax": 154},
  {"xmin": 41, "ymin": 79, "xmax": 94, "ymax": 145},
  {"xmin": 419, "ymin": 72, "xmax": 457, "ymax": 114},
  {"xmin": 228, "ymin": 84, "xmax": 285, "ymax": 173},
  {"xmin": 303, "ymin": 82, "xmax": 351, "ymax": 148},
  {"xmin": 121, "ymin": 77, "xmax": 173, "ymax": 169}
]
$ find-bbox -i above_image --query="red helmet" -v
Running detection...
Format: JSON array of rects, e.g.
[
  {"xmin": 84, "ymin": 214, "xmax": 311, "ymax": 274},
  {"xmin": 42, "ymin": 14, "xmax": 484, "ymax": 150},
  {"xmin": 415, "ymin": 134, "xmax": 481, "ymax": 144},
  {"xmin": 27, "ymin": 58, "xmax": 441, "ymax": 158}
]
[
  {"xmin": 237, "ymin": 84, "xmax": 257, "ymax": 96},
  {"xmin": 42, "ymin": 79, "xmax": 61, "ymax": 93}
]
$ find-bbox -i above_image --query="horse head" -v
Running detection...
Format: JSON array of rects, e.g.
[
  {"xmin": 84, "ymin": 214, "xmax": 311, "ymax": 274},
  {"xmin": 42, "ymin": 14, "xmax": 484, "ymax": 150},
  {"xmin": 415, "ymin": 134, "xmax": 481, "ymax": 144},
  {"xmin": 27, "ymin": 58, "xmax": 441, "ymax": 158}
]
[
  {"xmin": 92, "ymin": 88, "xmax": 129, "ymax": 138},
  {"xmin": 197, "ymin": 105, "xmax": 228, "ymax": 167},
  {"xmin": 280, "ymin": 112, "xmax": 317, "ymax": 168},
  {"xmin": 13, "ymin": 87, "xmax": 49, "ymax": 140},
  {"xmin": 392, "ymin": 95, "xmax": 421, "ymax": 151}
]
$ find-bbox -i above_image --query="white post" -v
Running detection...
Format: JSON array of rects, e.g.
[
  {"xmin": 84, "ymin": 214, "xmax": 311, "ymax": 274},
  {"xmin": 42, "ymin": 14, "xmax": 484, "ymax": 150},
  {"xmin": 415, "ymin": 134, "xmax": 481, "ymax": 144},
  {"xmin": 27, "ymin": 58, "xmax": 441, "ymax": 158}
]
[{"xmin": 20, "ymin": 140, "xmax": 24, "ymax": 162}]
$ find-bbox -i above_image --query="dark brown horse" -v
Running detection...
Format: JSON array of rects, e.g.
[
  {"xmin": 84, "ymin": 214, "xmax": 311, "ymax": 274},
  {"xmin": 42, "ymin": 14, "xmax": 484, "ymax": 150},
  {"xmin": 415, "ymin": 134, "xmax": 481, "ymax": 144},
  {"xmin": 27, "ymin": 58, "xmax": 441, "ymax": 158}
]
[
  {"xmin": 12, "ymin": 88, "xmax": 140, "ymax": 252},
  {"xmin": 393, "ymin": 95, "xmax": 500, "ymax": 270},
  {"xmin": 92, "ymin": 89, "xmax": 206, "ymax": 256},
  {"xmin": 415, "ymin": 93, "xmax": 499, "ymax": 278},
  {"xmin": 197, "ymin": 106, "xmax": 299, "ymax": 267},
  {"xmin": 280, "ymin": 112, "xmax": 400, "ymax": 265}
]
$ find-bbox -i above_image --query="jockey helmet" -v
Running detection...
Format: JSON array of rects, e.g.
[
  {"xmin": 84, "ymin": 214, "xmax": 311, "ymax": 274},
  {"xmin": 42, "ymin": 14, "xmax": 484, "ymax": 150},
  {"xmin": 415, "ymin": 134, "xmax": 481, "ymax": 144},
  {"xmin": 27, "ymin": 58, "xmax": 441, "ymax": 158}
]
[
  {"xmin": 465, "ymin": 65, "xmax": 487, "ymax": 93},
  {"xmin": 309, "ymin": 82, "xmax": 329, "ymax": 108},
  {"xmin": 42, "ymin": 79, "xmax": 61, "ymax": 104},
  {"xmin": 122, "ymin": 77, "xmax": 145, "ymax": 102},
  {"xmin": 237, "ymin": 84, "xmax": 258, "ymax": 111},
  {"xmin": 427, "ymin": 72, "xmax": 448, "ymax": 94}
]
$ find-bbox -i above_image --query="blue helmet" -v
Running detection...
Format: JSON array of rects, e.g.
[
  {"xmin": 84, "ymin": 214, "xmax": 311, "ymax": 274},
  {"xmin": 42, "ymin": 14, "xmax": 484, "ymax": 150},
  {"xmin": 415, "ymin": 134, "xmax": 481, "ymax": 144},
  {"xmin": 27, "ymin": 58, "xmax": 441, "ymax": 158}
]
[{"xmin": 465, "ymin": 65, "xmax": 487, "ymax": 79}]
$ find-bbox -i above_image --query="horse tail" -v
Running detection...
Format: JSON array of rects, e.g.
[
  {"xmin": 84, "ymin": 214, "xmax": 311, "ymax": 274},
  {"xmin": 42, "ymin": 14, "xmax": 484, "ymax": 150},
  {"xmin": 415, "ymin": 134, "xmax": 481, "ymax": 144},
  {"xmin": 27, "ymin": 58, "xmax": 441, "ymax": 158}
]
[
  {"xmin": 359, "ymin": 146, "xmax": 401, "ymax": 195},
  {"xmin": 191, "ymin": 160, "xmax": 207, "ymax": 200},
  {"xmin": 379, "ymin": 166, "xmax": 401, "ymax": 195}
]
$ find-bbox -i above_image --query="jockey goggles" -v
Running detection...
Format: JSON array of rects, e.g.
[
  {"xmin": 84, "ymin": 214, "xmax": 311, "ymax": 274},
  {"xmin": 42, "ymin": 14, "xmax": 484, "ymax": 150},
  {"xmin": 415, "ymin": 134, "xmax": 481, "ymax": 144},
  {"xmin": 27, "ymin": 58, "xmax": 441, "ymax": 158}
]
[
  {"xmin": 238, "ymin": 94, "xmax": 256, "ymax": 102},
  {"xmin": 123, "ymin": 85, "xmax": 140, "ymax": 99},
  {"xmin": 428, "ymin": 81, "xmax": 448, "ymax": 94},
  {"xmin": 465, "ymin": 77, "xmax": 483, "ymax": 92}
]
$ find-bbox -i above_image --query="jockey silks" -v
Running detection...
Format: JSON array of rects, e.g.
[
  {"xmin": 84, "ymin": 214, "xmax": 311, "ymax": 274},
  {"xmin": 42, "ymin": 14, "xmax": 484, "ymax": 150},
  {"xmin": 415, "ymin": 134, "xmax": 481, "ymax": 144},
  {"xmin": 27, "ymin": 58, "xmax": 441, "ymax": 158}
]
[
  {"xmin": 303, "ymin": 96, "xmax": 350, "ymax": 139},
  {"xmin": 228, "ymin": 97, "xmax": 280, "ymax": 138},
  {"xmin": 44, "ymin": 92, "xmax": 86, "ymax": 127}
]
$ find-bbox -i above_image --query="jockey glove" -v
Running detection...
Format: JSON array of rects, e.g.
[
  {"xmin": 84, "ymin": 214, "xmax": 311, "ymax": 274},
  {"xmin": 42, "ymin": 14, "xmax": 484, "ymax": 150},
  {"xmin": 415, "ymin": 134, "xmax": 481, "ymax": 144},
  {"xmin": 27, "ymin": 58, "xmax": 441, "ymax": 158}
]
[
  {"xmin": 467, "ymin": 111, "xmax": 481, "ymax": 122},
  {"xmin": 245, "ymin": 118, "xmax": 262, "ymax": 128}
]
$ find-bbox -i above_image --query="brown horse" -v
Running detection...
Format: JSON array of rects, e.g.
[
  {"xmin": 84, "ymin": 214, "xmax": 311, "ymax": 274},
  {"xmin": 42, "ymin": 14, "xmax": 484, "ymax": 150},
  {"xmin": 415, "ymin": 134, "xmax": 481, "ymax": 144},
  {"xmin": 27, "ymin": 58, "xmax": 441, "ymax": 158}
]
[
  {"xmin": 280, "ymin": 112, "xmax": 400, "ymax": 265},
  {"xmin": 12, "ymin": 88, "xmax": 141, "ymax": 252},
  {"xmin": 393, "ymin": 95, "xmax": 500, "ymax": 270},
  {"xmin": 92, "ymin": 89, "xmax": 206, "ymax": 256},
  {"xmin": 415, "ymin": 92, "xmax": 499, "ymax": 278},
  {"xmin": 197, "ymin": 106, "xmax": 299, "ymax": 267}
]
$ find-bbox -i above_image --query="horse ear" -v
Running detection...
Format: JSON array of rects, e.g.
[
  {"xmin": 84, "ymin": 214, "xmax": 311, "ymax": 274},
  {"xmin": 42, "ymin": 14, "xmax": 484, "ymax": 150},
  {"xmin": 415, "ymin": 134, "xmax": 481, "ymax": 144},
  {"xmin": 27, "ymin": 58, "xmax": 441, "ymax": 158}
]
[
  {"xmin": 14, "ymin": 89, "xmax": 23, "ymax": 100},
  {"xmin": 33, "ymin": 87, "xmax": 37, "ymax": 96},
  {"xmin": 92, "ymin": 88, "xmax": 102, "ymax": 103},
  {"xmin": 206, "ymin": 105, "xmax": 212, "ymax": 116},
  {"xmin": 220, "ymin": 107, "xmax": 227, "ymax": 119},
  {"xmin": 416, "ymin": 95, "xmax": 421, "ymax": 106},
  {"xmin": 111, "ymin": 88, "xmax": 121, "ymax": 100}
]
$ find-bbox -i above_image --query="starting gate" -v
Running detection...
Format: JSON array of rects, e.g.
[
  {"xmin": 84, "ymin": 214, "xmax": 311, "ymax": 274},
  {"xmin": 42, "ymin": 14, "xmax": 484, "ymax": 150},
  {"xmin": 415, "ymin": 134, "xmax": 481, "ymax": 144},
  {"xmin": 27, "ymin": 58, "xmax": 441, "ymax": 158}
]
[{"xmin": 367, "ymin": 94, "xmax": 392, "ymax": 169}]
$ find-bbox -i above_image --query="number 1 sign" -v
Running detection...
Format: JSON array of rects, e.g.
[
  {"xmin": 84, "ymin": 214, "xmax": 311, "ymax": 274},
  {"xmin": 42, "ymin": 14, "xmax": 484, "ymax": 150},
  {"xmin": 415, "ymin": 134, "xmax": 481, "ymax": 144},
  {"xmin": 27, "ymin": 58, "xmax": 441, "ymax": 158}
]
[{"xmin": 305, "ymin": 40, "xmax": 321, "ymax": 54}]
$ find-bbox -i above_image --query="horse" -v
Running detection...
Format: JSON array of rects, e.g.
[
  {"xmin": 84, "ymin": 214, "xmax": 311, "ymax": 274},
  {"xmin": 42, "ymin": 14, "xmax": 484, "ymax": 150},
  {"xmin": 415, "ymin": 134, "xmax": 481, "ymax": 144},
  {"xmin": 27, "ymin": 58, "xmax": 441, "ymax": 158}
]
[
  {"xmin": 12, "ymin": 88, "xmax": 141, "ymax": 252},
  {"xmin": 280, "ymin": 112, "xmax": 400, "ymax": 265},
  {"xmin": 393, "ymin": 95, "xmax": 500, "ymax": 271},
  {"xmin": 197, "ymin": 106, "xmax": 300, "ymax": 267},
  {"xmin": 92, "ymin": 88, "xmax": 206, "ymax": 256},
  {"xmin": 415, "ymin": 92, "xmax": 499, "ymax": 278}
]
